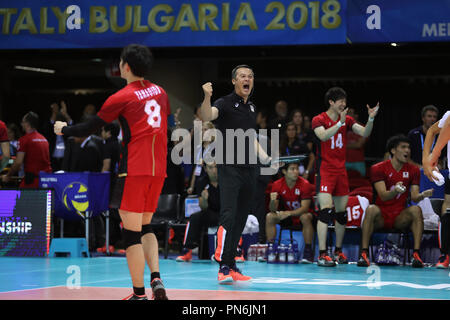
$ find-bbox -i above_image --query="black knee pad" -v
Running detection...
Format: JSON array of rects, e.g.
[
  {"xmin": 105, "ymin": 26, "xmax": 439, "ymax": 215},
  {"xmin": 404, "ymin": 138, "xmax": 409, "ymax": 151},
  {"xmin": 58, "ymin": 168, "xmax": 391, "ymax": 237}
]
[
  {"xmin": 141, "ymin": 224, "xmax": 154, "ymax": 237},
  {"xmin": 335, "ymin": 210, "xmax": 347, "ymax": 225},
  {"xmin": 318, "ymin": 208, "xmax": 333, "ymax": 224},
  {"xmin": 123, "ymin": 229, "xmax": 142, "ymax": 249}
]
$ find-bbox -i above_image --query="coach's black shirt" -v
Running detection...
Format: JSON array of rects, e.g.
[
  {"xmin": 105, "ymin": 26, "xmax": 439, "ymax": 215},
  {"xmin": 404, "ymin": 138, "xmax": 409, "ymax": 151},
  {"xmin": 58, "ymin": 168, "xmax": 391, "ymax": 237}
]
[{"xmin": 213, "ymin": 91, "xmax": 258, "ymax": 167}]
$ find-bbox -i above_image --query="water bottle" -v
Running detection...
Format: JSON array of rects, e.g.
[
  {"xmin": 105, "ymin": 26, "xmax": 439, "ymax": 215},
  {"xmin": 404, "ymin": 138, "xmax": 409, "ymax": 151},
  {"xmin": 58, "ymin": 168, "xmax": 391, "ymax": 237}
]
[
  {"xmin": 287, "ymin": 244, "xmax": 296, "ymax": 264},
  {"xmin": 257, "ymin": 244, "xmax": 268, "ymax": 262},
  {"xmin": 278, "ymin": 244, "xmax": 287, "ymax": 263},
  {"xmin": 247, "ymin": 245, "xmax": 257, "ymax": 261},
  {"xmin": 376, "ymin": 245, "xmax": 384, "ymax": 264},
  {"xmin": 268, "ymin": 243, "xmax": 278, "ymax": 264},
  {"xmin": 292, "ymin": 242, "xmax": 299, "ymax": 263}
]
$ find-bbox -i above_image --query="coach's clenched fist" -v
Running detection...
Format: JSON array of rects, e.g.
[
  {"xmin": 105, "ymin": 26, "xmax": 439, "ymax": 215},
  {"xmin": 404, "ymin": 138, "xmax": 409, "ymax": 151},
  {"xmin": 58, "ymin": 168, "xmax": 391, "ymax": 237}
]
[
  {"xmin": 54, "ymin": 121, "xmax": 67, "ymax": 136},
  {"xmin": 202, "ymin": 82, "xmax": 213, "ymax": 98}
]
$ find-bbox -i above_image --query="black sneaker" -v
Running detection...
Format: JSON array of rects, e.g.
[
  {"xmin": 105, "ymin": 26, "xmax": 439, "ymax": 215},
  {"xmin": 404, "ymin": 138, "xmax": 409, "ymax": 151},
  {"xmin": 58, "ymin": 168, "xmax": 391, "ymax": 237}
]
[
  {"xmin": 151, "ymin": 278, "xmax": 169, "ymax": 300},
  {"xmin": 357, "ymin": 251, "xmax": 370, "ymax": 267},
  {"xmin": 301, "ymin": 246, "xmax": 314, "ymax": 264},
  {"xmin": 122, "ymin": 293, "xmax": 148, "ymax": 300}
]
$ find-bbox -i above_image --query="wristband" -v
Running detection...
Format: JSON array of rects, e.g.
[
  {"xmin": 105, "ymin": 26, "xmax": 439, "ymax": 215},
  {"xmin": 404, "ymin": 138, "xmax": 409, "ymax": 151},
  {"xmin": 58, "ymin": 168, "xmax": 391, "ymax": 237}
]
[
  {"xmin": 368, "ymin": 117, "xmax": 374, "ymax": 122},
  {"xmin": 337, "ymin": 121, "xmax": 343, "ymax": 128}
]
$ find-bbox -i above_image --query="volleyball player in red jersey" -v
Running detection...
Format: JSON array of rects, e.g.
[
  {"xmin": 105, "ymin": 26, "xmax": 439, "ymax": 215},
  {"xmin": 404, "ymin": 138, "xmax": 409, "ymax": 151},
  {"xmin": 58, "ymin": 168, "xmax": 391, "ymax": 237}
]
[
  {"xmin": 312, "ymin": 87, "xmax": 379, "ymax": 267},
  {"xmin": 267, "ymin": 162, "xmax": 316, "ymax": 263},
  {"xmin": 357, "ymin": 135, "xmax": 433, "ymax": 268},
  {"xmin": 55, "ymin": 44, "xmax": 171, "ymax": 300},
  {"xmin": 0, "ymin": 120, "xmax": 10, "ymax": 172}
]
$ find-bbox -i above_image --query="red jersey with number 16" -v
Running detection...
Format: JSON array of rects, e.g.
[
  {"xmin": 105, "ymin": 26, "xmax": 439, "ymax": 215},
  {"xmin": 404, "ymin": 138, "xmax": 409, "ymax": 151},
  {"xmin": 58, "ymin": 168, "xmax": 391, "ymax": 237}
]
[
  {"xmin": 97, "ymin": 80, "xmax": 170, "ymax": 177},
  {"xmin": 312, "ymin": 112, "xmax": 356, "ymax": 174}
]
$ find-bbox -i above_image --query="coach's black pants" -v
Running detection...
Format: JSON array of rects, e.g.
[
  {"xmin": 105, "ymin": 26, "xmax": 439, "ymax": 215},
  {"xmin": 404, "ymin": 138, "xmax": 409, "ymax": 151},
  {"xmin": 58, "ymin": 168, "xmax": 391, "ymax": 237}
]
[{"xmin": 216, "ymin": 165, "xmax": 257, "ymax": 267}]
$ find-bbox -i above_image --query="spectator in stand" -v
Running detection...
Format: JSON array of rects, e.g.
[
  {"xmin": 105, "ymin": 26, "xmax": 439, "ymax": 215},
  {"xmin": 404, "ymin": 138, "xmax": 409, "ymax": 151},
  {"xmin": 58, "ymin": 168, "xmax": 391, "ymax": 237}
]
[
  {"xmin": 0, "ymin": 119, "xmax": 10, "ymax": 172},
  {"xmin": 346, "ymin": 108, "xmax": 368, "ymax": 177},
  {"xmin": 303, "ymin": 114, "xmax": 312, "ymax": 132},
  {"xmin": 291, "ymin": 109, "xmax": 314, "ymax": 151},
  {"xmin": 408, "ymin": 105, "xmax": 439, "ymax": 168},
  {"xmin": 268, "ymin": 100, "xmax": 289, "ymax": 131},
  {"xmin": 7, "ymin": 123, "xmax": 21, "ymax": 157},
  {"xmin": 1, "ymin": 112, "xmax": 52, "ymax": 188},
  {"xmin": 279, "ymin": 122, "xmax": 314, "ymax": 181}
]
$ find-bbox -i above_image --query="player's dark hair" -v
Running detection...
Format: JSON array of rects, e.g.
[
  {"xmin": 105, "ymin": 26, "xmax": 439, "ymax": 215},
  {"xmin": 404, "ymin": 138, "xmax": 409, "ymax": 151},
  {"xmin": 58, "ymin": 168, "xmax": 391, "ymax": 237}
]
[
  {"xmin": 281, "ymin": 162, "xmax": 299, "ymax": 173},
  {"xmin": 386, "ymin": 134, "xmax": 411, "ymax": 156},
  {"xmin": 421, "ymin": 105, "xmax": 438, "ymax": 118},
  {"xmin": 120, "ymin": 44, "xmax": 153, "ymax": 77},
  {"xmin": 23, "ymin": 111, "xmax": 39, "ymax": 129},
  {"xmin": 231, "ymin": 64, "xmax": 253, "ymax": 79},
  {"xmin": 104, "ymin": 121, "xmax": 120, "ymax": 138},
  {"xmin": 324, "ymin": 87, "xmax": 347, "ymax": 108}
]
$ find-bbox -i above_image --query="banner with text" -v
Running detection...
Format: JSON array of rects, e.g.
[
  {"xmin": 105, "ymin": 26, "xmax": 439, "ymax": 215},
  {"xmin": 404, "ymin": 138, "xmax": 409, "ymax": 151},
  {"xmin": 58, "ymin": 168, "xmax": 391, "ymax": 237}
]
[
  {"xmin": 0, "ymin": 0, "xmax": 347, "ymax": 49},
  {"xmin": 347, "ymin": 0, "xmax": 450, "ymax": 43}
]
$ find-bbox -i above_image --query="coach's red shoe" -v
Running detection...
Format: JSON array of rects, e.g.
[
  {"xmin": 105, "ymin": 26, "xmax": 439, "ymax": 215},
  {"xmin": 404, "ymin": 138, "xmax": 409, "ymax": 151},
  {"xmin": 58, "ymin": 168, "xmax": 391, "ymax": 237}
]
[
  {"xmin": 230, "ymin": 266, "xmax": 252, "ymax": 282},
  {"xmin": 218, "ymin": 265, "xmax": 233, "ymax": 284},
  {"xmin": 176, "ymin": 249, "xmax": 192, "ymax": 262}
]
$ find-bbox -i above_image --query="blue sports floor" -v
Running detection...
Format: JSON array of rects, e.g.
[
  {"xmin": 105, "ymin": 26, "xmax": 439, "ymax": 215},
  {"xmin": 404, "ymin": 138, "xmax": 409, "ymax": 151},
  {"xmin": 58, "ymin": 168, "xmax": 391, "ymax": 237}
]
[{"xmin": 0, "ymin": 255, "xmax": 449, "ymax": 300}]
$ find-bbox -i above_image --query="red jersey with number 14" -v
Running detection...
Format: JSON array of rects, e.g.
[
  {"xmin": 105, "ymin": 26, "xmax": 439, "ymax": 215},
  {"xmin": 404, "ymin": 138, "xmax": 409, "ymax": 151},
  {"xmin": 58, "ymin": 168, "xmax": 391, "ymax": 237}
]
[
  {"xmin": 312, "ymin": 112, "xmax": 356, "ymax": 173},
  {"xmin": 97, "ymin": 80, "xmax": 170, "ymax": 177}
]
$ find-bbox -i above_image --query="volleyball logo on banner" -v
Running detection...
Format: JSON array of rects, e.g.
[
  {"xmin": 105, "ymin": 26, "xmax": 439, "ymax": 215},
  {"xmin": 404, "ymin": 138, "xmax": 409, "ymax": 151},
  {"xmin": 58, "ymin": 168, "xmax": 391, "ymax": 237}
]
[{"xmin": 62, "ymin": 182, "xmax": 89, "ymax": 218}]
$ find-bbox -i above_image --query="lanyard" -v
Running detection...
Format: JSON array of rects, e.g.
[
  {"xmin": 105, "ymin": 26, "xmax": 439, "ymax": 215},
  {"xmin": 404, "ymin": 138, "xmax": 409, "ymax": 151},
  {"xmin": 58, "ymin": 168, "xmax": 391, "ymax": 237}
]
[{"xmin": 420, "ymin": 132, "xmax": 436, "ymax": 151}]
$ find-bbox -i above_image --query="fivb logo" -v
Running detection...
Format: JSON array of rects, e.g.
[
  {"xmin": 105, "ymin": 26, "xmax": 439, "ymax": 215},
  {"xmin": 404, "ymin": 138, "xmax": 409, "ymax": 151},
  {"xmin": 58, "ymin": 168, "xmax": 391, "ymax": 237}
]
[{"xmin": 170, "ymin": 120, "xmax": 280, "ymax": 175}]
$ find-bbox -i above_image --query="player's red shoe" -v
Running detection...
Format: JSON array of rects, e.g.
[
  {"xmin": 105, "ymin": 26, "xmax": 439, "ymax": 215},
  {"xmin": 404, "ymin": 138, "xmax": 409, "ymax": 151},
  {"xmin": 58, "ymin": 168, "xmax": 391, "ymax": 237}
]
[
  {"xmin": 411, "ymin": 252, "xmax": 424, "ymax": 268},
  {"xmin": 357, "ymin": 251, "xmax": 370, "ymax": 267},
  {"xmin": 334, "ymin": 250, "xmax": 349, "ymax": 264},
  {"xmin": 436, "ymin": 254, "xmax": 449, "ymax": 269},
  {"xmin": 122, "ymin": 293, "xmax": 148, "ymax": 300}
]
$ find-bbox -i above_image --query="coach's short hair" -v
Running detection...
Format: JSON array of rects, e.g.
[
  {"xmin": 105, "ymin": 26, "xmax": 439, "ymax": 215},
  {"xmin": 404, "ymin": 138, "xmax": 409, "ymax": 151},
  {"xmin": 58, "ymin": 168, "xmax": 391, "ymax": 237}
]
[
  {"xmin": 120, "ymin": 44, "xmax": 153, "ymax": 77},
  {"xmin": 421, "ymin": 105, "xmax": 438, "ymax": 118},
  {"xmin": 386, "ymin": 134, "xmax": 411, "ymax": 157},
  {"xmin": 23, "ymin": 111, "xmax": 39, "ymax": 129},
  {"xmin": 231, "ymin": 64, "xmax": 254, "ymax": 79},
  {"xmin": 324, "ymin": 87, "xmax": 347, "ymax": 107}
]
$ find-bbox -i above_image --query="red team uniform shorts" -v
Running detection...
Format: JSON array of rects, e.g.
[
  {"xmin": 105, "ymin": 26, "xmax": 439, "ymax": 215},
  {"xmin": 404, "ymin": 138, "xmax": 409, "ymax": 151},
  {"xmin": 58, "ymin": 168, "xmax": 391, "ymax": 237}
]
[
  {"xmin": 316, "ymin": 170, "xmax": 349, "ymax": 197},
  {"xmin": 379, "ymin": 205, "xmax": 404, "ymax": 229},
  {"xmin": 113, "ymin": 175, "xmax": 165, "ymax": 213}
]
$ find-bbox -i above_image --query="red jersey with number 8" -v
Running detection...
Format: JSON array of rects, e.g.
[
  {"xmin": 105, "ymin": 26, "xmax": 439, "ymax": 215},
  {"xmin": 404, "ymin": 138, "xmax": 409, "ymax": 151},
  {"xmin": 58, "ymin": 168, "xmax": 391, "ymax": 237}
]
[
  {"xmin": 312, "ymin": 112, "xmax": 356, "ymax": 174},
  {"xmin": 97, "ymin": 80, "xmax": 170, "ymax": 177}
]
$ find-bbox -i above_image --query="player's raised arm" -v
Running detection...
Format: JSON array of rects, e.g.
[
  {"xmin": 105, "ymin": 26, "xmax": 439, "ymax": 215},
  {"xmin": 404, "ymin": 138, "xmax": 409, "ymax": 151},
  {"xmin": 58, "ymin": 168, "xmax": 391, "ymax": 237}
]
[
  {"xmin": 200, "ymin": 82, "xmax": 219, "ymax": 121},
  {"xmin": 352, "ymin": 102, "xmax": 380, "ymax": 137}
]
